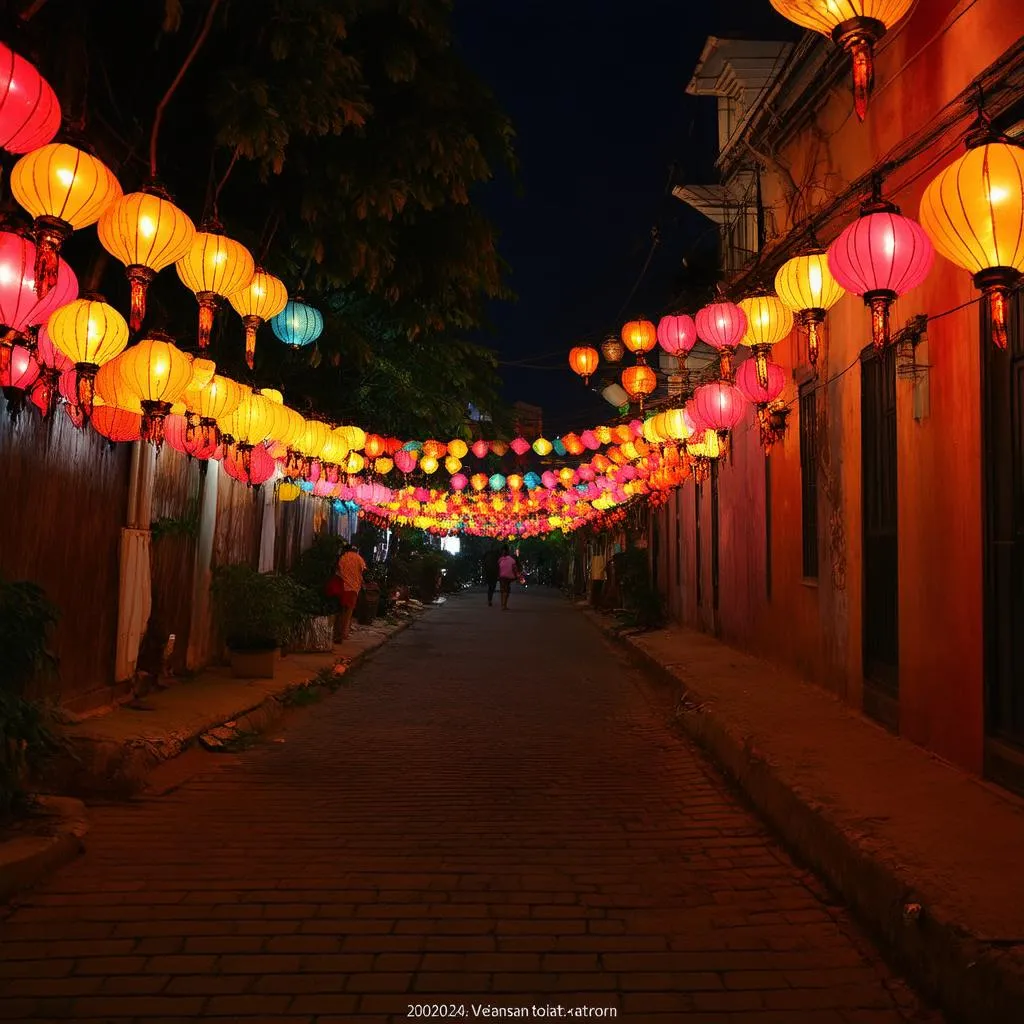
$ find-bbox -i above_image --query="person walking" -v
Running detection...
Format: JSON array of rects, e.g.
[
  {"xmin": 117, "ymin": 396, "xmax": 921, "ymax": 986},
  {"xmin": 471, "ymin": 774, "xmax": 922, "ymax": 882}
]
[
  {"xmin": 498, "ymin": 544, "xmax": 519, "ymax": 611},
  {"xmin": 589, "ymin": 549, "xmax": 607, "ymax": 608},
  {"xmin": 482, "ymin": 545, "xmax": 500, "ymax": 607},
  {"xmin": 336, "ymin": 542, "xmax": 367, "ymax": 643}
]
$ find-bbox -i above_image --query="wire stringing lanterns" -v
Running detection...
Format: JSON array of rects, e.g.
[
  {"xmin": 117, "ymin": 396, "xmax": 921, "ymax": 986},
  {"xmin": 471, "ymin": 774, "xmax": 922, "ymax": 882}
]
[
  {"xmin": 768, "ymin": 0, "xmax": 916, "ymax": 121},
  {"xmin": 919, "ymin": 126, "xmax": 1024, "ymax": 351},
  {"xmin": 775, "ymin": 250, "xmax": 845, "ymax": 370},
  {"xmin": 97, "ymin": 183, "xmax": 196, "ymax": 332},
  {"xmin": 827, "ymin": 184, "xmax": 933, "ymax": 351},
  {"xmin": 271, "ymin": 298, "xmax": 324, "ymax": 349},
  {"xmin": 10, "ymin": 143, "xmax": 122, "ymax": 298}
]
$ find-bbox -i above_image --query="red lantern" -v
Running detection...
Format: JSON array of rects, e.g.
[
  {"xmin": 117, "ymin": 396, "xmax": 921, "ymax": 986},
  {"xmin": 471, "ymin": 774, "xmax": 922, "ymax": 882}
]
[
  {"xmin": 224, "ymin": 442, "xmax": 276, "ymax": 486},
  {"xmin": 693, "ymin": 381, "xmax": 746, "ymax": 437},
  {"xmin": 510, "ymin": 437, "xmax": 530, "ymax": 456},
  {"xmin": 364, "ymin": 434, "xmax": 386, "ymax": 459},
  {"xmin": 165, "ymin": 413, "xmax": 219, "ymax": 460},
  {"xmin": 736, "ymin": 357, "xmax": 785, "ymax": 406},
  {"xmin": 827, "ymin": 189, "xmax": 934, "ymax": 350},
  {"xmin": 91, "ymin": 405, "xmax": 142, "ymax": 444},
  {"xmin": 1, "ymin": 342, "xmax": 40, "ymax": 422},
  {"xmin": 695, "ymin": 301, "xmax": 747, "ymax": 379},
  {"xmin": 0, "ymin": 43, "xmax": 61, "ymax": 154},
  {"xmin": 383, "ymin": 436, "xmax": 403, "ymax": 456},
  {"xmin": 471, "ymin": 439, "xmax": 489, "ymax": 459}
]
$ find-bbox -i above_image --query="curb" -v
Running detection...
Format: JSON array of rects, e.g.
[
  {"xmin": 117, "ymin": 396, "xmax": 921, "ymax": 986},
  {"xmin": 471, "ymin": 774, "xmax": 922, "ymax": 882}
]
[
  {"xmin": 587, "ymin": 610, "xmax": 1024, "ymax": 1024},
  {"xmin": 0, "ymin": 796, "xmax": 90, "ymax": 905},
  {"xmin": 50, "ymin": 614, "xmax": 421, "ymax": 800}
]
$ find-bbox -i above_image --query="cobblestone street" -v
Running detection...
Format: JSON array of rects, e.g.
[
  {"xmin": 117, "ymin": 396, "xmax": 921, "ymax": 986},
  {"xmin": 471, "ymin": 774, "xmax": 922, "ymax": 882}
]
[{"xmin": 0, "ymin": 591, "xmax": 939, "ymax": 1022}]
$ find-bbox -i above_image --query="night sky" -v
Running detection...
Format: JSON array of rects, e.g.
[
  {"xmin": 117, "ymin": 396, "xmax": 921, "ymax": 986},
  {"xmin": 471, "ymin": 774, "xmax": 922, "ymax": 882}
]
[{"xmin": 453, "ymin": 1, "xmax": 795, "ymax": 436}]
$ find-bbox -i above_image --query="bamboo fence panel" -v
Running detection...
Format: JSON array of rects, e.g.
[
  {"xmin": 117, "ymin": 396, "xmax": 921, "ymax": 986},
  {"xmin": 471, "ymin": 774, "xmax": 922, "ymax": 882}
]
[{"xmin": 212, "ymin": 470, "xmax": 262, "ymax": 569}]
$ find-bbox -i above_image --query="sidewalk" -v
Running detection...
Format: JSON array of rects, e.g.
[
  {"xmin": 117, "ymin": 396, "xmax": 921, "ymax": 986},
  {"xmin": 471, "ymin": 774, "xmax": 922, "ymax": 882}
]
[
  {"xmin": 47, "ymin": 610, "xmax": 426, "ymax": 800},
  {"xmin": 586, "ymin": 609, "xmax": 1024, "ymax": 1024}
]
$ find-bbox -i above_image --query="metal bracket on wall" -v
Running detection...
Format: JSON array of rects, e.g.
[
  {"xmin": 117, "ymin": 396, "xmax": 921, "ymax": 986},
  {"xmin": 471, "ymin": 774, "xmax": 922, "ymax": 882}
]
[{"xmin": 894, "ymin": 314, "xmax": 930, "ymax": 421}]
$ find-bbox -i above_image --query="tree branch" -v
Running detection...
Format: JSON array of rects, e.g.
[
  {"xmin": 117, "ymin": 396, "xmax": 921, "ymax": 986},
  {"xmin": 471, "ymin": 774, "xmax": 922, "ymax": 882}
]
[
  {"xmin": 149, "ymin": 0, "xmax": 222, "ymax": 179},
  {"xmin": 18, "ymin": 0, "xmax": 49, "ymax": 21},
  {"xmin": 212, "ymin": 146, "xmax": 239, "ymax": 216}
]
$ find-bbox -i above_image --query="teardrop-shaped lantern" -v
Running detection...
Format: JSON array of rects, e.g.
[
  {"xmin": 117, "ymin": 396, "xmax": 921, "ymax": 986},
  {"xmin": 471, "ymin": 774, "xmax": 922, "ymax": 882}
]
[
  {"xmin": 568, "ymin": 345, "xmax": 599, "ymax": 385},
  {"xmin": 174, "ymin": 223, "xmax": 255, "ymax": 350},
  {"xmin": 97, "ymin": 183, "xmax": 196, "ymax": 332},
  {"xmin": 828, "ymin": 187, "xmax": 934, "ymax": 351},
  {"xmin": 0, "ymin": 42, "xmax": 61, "ymax": 153},
  {"xmin": 919, "ymin": 127, "xmax": 1024, "ymax": 351},
  {"xmin": 695, "ymin": 300, "xmax": 748, "ymax": 380},
  {"xmin": 270, "ymin": 297, "xmax": 324, "ymax": 349},
  {"xmin": 47, "ymin": 296, "xmax": 130, "ymax": 420},
  {"xmin": 227, "ymin": 267, "xmax": 288, "ymax": 369},
  {"xmin": 10, "ymin": 144, "xmax": 122, "ymax": 298},
  {"xmin": 769, "ymin": 0, "xmax": 916, "ymax": 121},
  {"xmin": 113, "ymin": 330, "xmax": 194, "ymax": 448},
  {"xmin": 775, "ymin": 250, "xmax": 845, "ymax": 369},
  {"xmin": 738, "ymin": 294, "xmax": 794, "ymax": 391}
]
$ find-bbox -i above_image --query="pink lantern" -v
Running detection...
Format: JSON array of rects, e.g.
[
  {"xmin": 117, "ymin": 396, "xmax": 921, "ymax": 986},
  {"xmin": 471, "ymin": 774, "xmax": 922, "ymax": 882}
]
[
  {"xmin": 36, "ymin": 324, "xmax": 72, "ymax": 372},
  {"xmin": 0, "ymin": 343, "xmax": 39, "ymax": 391},
  {"xmin": 736, "ymin": 357, "xmax": 785, "ymax": 406},
  {"xmin": 450, "ymin": 472, "xmax": 468, "ymax": 491},
  {"xmin": 580, "ymin": 429, "xmax": 600, "ymax": 451},
  {"xmin": 541, "ymin": 470, "xmax": 558, "ymax": 489},
  {"xmin": 224, "ymin": 443, "xmax": 275, "ymax": 486},
  {"xmin": 827, "ymin": 195, "xmax": 934, "ymax": 350},
  {"xmin": 657, "ymin": 313, "xmax": 697, "ymax": 358},
  {"xmin": 471, "ymin": 439, "xmax": 489, "ymax": 458},
  {"xmin": 629, "ymin": 419, "xmax": 644, "ymax": 438},
  {"xmin": 0, "ymin": 43, "xmax": 61, "ymax": 154},
  {"xmin": 413, "ymin": 487, "xmax": 430, "ymax": 501},
  {"xmin": 693, "ymin": 381, "xmax": 747, "ymax": 435},
  {"xmin": 394, "ymin": 449, "xmax": 417, "ymax": 474},
  {"xmin": 164, "ymin": 413, "xmax": 218, "ymax": 460},
  {"xmin": 510, "ymin": 436, "xmax": 530, "ymax": 456},
  {"xmin": 695, "ymin": 300, "xmax": 747, "ymax": 380},
  {"xmin": 0, "ymin": 231, "xmax": 78, "ymax": 335},
  {"xmin": 578, "ymin": 464, "xmax": 596, "ymax": 482}
]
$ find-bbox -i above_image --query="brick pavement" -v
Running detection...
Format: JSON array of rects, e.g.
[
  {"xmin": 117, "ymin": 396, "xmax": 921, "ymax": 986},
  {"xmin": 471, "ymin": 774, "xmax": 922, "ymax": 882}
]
[{"xmin": 0, "ymin": 590, "xmax": 941, "ymax": 1022}]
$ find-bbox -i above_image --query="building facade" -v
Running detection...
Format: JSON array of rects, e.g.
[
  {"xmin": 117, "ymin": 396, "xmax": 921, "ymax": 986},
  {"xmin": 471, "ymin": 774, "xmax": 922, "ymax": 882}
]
[{"xmin": 658, "ymin": 0, "xmax": 1024, "ymax": 794}]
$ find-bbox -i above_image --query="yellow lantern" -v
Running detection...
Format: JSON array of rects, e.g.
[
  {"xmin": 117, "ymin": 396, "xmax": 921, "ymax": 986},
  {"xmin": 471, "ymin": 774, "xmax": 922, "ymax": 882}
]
[
  {"xmin": 596, "ymin": 425, "xmax": 612, "ymax": 445},
  {"xmin": 662, "ymin": 407, "xmax": 693, "ymax": 442},
  {"xmin": 444, "ymin": 455, "xmax": 462, "ymax": 474},
  {"xmin": 507, "ymin": 474, "xmax": 524, "ymax": 492},
  {"xmin": 175, "ymin": 224, "xmax": 255, "ymax": 350},
  {"xmin": 774, "ymin": 252, "xmax": 845, "ymax": 369},
  {"xmin": 920, "ymin": 136, "xmax": 1024, "ymax": 351},
  {"xmin": 471, "ymin": 472, "xmax": 488, "ymax": 492},
  {"xmin": 642, "ymin": 415, "xmax": 663, "ymax": 444},
  {"xmin": 277, "ymin": 481, "xmax": 300, "ymax": 502},
  {"xmin": 47, "ymin": 296, "xmax": 130, "ymax": 419},
  {"xmin": 621, "ymin": 319, "xmax": 657, "ymax": 356},
  {"xmin": 114, "ymin": 331, "xmax": 193, "ymax": 446},
  {"xmin": 768, "ymin": 0, "xmax": 915, "ymax": 121},
  {"xmin": 189, "ymin": 357, "xmax": 217, "ymax": 391},
  {"xmin": 738, "ymin": 294, "xmax": 794, "ymax": 390},
  {"xmin": 558, "ymin": 467, "xmax": 575, "ymax": 487},
  {"xmin": 10, "ymin": 143, "xmax": 122, "ymax": 298},
  {"xmin": 568, "ymin": 345, "xmax": 600, "ymax": 384},
  {"xmin": 375, "ymin": 456, "xmax": 394, "ymax": 475},
  {"xmin": 220, "ymin": 390, "xmax": 273, "ymax": 452},
  {"xmin": 448, "ymin": 438, "xmax": 469, "ymax": 459},
  {"xmin": 621, "ymin": 363, "xmax": 657, "ymax": 409},
  {"xmin": 227, "ymin": 267, "xmax": 288, "ymax": 370},
  {"xmin": 97, "ymin": 185, "xmax": 196, "ymax": 331},
  {"xmin": 297, "ymin": 419, "xmax": 332, "ymax": 463},
  {"xmin": 183, "ymin": 373, "xmax": 242, "ymax": 449},
  {"xmin": 345, "ymin": 451, "xmax": 365, "ymax": 474},
  {"xmin": 421, "ymin": 454, "xmax": 440, "ymax": 475},
  {"xmin": 532, "ymin": 437, "xmax": 553, "ymax": 457}
]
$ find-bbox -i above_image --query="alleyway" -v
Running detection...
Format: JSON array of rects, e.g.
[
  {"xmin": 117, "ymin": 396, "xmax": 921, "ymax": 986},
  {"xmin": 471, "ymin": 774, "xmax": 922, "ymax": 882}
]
[{"xmin": 0, "ymin": 591, "xmax": 937, "ymax": 1023}]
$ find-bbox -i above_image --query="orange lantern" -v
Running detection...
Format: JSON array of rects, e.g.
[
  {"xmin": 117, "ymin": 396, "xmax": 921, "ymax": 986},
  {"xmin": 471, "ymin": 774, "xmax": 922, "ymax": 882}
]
[
  {"xmin": 113, "ymin": 330, "xmax": 193, "ymax": 447},
  {"xmin": 621, "ymin": 319, "xmax": 657, "ymax": 356},
  {"xmin": 227, "ymin": 267, "xmax": 288, "ymax": 369},
  {"xmin": 621, "ymin": 363, "xmax": 657, "ymax": 409},
  {"xmin": 568, "ymin": 345, "xmax": 599, "ymax": 384},
  {"xmin": 364, "ymin": 434, "xmax": 386, "ymax": 459}
]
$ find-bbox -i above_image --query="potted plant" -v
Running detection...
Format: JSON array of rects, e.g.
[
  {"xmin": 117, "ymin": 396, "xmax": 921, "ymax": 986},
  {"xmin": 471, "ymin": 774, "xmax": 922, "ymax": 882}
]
[
  {"xmin": 211, "ymin": 564, "xmax": 296, "ymax": 678},
  {"xmin": 287, "ymin": 534, "xmax": 345, "ymax": 652}
]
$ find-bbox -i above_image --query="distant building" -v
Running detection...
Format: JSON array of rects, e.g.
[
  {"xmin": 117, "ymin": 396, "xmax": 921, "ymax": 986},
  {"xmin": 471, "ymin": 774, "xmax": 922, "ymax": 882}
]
[{"xmin": 512, "ymin": 402, "xmax": 543, "ymax": 440}]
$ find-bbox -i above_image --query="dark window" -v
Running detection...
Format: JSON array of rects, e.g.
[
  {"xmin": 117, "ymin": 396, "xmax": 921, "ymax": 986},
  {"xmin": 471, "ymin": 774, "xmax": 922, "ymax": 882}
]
[
  {"xmin": 799, "ymin": 383, "xmax": 819, "ymax": 579},
  {"xmin": 710, "ymin": 460, "xmax": 720, "ymax": 612},
  {"xmin": 765, "ymin": 455, "xmax": 772, "ymax": 600},
  {"xmin": 695, "ymin": 483, "xmax": 703, "ymax": 606},
  {"xmin": 674, "ymin": 490, "xmax": 681, "ymax": 584}
]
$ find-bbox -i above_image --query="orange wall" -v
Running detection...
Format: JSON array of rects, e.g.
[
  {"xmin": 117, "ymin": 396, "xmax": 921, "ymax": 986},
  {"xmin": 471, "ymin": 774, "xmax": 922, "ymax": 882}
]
[{"xmin": 657, "ymin": 0, "xmax": 1021, "ymax": 774}]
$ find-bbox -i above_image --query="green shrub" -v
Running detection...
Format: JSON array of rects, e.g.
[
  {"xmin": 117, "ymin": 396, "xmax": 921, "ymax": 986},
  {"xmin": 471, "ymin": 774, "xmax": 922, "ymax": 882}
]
[
  {"xmin": 289, "ymin": 533, "xmax": 346, "ymax": 616},
  {"xmin": 211, "ymin": 564, "xmax": 300, "ymax": 652}
]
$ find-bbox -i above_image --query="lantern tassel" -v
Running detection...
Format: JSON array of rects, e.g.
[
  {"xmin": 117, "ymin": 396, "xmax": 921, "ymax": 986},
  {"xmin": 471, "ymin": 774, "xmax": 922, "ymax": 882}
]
[
  {"xmin": 867, "ymin": 294, "xmax": 892, "ymax": 351},
  {"xmin": 141, "ymin": 400, "xmax": 171, "ymax": 450},
  {"xmin": 754, "ymin": 347, "xmax": 770, "ymax": 392},
  {"xmin": 806, "ymin": 317, "xmax": 821, "ymax": 368},
  {"xmin": 32, "ymin": 216, "xmax": 70, "ymax": 299},
  {"xmin": 127, "ymin": 266, "xmax": 156, "ymax": 334},
  {"xmin": 849, "ymin": 39, "xmax": 874, "ymax": 122},
  {"xmin": 75, "ymin": 364, "xmax": 99, "ymax": 423},
  {"xmin": 197, "ymin": 292, "xmax": 219, "ymax": 350},
  {"xmin": 719, "ymin": 350, "xmax": 735, "ymax": 382},
  {"xmin": 243, "ymin": 315, "xmax": 260, "ymax": 370}
]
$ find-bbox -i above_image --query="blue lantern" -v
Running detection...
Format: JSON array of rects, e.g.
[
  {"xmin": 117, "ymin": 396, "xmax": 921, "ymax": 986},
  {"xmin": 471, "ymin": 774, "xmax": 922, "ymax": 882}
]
[
  {"xmin": 524, "ymin": 471, "xmax": 541, "ymax": 490},
  {"xmin": 553, "ymin": 438, "xmax": 567, "ymax": 457},
  {"xmin": 489, "ymin": 473, "xmax": 506, "ymax": 491},
  {"xmin": 332, "ymin": 499, "xmax": 345, "ymax": 513},
  {"xmin": 271, "ymin": 299, "xmax": 324, "ymax": 348},
  {"xmin": 299, "ymin": 480, "xmax": 315, "ymax": 493}
]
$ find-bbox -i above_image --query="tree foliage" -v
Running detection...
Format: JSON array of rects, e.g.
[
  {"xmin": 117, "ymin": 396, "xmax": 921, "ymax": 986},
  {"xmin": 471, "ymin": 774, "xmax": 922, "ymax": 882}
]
[{"xmin": 6, "ymin": 0, "xmax": 516, "ymax": 436}]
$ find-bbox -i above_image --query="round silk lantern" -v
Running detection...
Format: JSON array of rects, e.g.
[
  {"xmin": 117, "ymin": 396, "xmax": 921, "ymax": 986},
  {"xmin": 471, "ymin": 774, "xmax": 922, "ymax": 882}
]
[
  {"xmin": 693, "ymin": 380, "xmax": 747, "ymax": 438},
  {"xmin": 828, "ymin": 188, "xmax": 933, "ymax": 350},
  {"xmin": 395, "ymin": 449, "xmax": 417, "ymax": 474},
  {"xmin": 448, "ymin": 438, "xmax": 469, "ymax": 459},
  {"xmin": 471, "ymin": 439, "xmax": 489, "ymax": 459},
  {"xmin": 450, "ymin": 472, "xmax": 468, "ymax": 491},
  {"xmin": 0, "ymin": 230, "xmax": 78, "ymax": 339},
  {"xmin": 621, "ymin": 363, "xmax": 657, "ymax": 409},
  {"xmin": 421, "ymin": 454, "xmax": 440, "ymax": 475},
  {"xmin": 113, "ymin": 330, "xmax": 193, "ymax": 447},
  {"xmin": 227, "ymin": 267, "xmax": 288, "ymax": 370},
  {"xmin": 775, "ymin": 250, "xmax": 845, "ymax": 369},
  {"xmin": 0, "ymin": 343, "xmax": 39, "ymax": 421},
  {"xmin": 471, "ymin": 472, "xmax": 488, "ymax": 491},
  {"xmin": 739, "ymin": 293, "xmax": 794, "ymax": 390},
  {"xmin": 11, "ymin": 144, "xmax": 121, "ymax": 298},
  {"xmin": 510, "ymin": 437, "xmax": 530, "ymax": 456},
  {"xmin": 165, "ymin": 412, "xmax": 218, "ymax": 459},
  {"xmin": 695, "ymin": 300, "xmax": 747, "ymax": 379},
  {"xmin": 91, "ymin": 404, "xmax": 142, "ymax": 444},
  {"xmin": 568, "ymin": 345, "xmax": 599, "ymax": 384},
  {"xmin": 657, "ymin": 314, "xmax": 697, "ymax": 374},
  {"xmin": 375, "ymin": 456, "xmax": 395, "ymax": 475},
  {"xmin": 444, "ymin": 455, "xmax": 462, "ymax": 474},
  {"xmin": 271, "ymin": 298, "xmax": 324, "ymax": 349},
  {"xmin": 533, "ymin": 437, "xmax": 553, "ymax": 456},
  {"xmin": 0, "ymin": 43, "xmax": 60, "ymax": 153},
  {"xmin": 621, "ymin": 319, "xmax": 657, "ymax": 356}
]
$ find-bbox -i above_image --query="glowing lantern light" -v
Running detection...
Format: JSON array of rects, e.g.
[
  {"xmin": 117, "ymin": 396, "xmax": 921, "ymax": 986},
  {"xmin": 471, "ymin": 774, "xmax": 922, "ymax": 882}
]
[
  {"xmin": 394, "ymin": 449, "xmax": 417, "ymax": 474},
  {"xmin": 345, "ymin": 451, "xmax": 365, "ymax": 475},
  {"xmin": 0, "ymin": 230, "xmax": 78, "ymax": 339},
  {"xmin": 270, "ymin": 297, "xmax": 324, "ymax": 350},
  {"xmin": 30, "ymin": 324, "xmax": 71, "ymax": 419},
  {"xmin": 47, "ymin": 296, "xmax": 129, "ymax": 420},
  {"xmin": 0, "ymin": 343, "xmax": 39, "ymax": 421},
  {"xmin": 97, "ymin": 185, "xmax": 196, "ymax": 332},
  {"xmin": 601, "ymin": 334, "xmax": 626, "ymax": 363},
  {"xmin": 165, "ymin": 412, "xmax": 218, "ymax": 459},
  {"xmin": 774, "ymin": 250, "xmax": 845, "ymax": 369},
  {"xmin": 662, "ymin": 407, "xmax": 694, "ymax": 442},
  {"xmin": 224, "ymin": 442, "xmax": 276, "ymax": 487},
  {"xmin": 10, "ymin": 143, "xmax": 121, "ymax": 298},
  {"xmin": 621, "ymin": 319, "xmax": 657, "ymax": 356},
  {"xmin": 919, "ymin": 129, "xmax": 1024, "ymax": 351},
  {"xmin": 376, "ymin": 456, "xmax": 395, "ymax": 475},
  {"xmin": 769, "ymin": 0, "xmax": 915, "ymax": 122},
  {"xmin": 490, "ymin": 440, "xmax": 509, "ymax": 457},
  {"xmin": 533, "ymin": 437, "xmax": 553, "ymax": 457},
  {"xmin": 444, "ymin": 455, "xmax": 462, "ymax": 474},
  {"xmin": 559, "ymin": 467, "xmax": 577, "ymax": 487},
  {"xmin": 471, "ymin": 439, "xmax": 489, "ymax": 459},
  {"xmin": 175, "ymin": 223, "xmax": 255, "ymax": 351},
  {"xmin": 508, "ymin": 474, "xmax": 524, "ymax": 492},
  {"xmin": 510, "ymin": 437, "xmax": 530, "ymax": 456},
  {"xmin": 471, "ymin": 472, "xmax": 488, "ymax": 491},
  {"xmin": 581, "ymin": 430, "xmax": 600, "ymax": 451},
  {"xmin": 738, "ymin": 294, "xmax": 794, "ymax": 390},
  {"xmin": 182, "ymin": 374, "xmax": 241, "ymax": 453},
  {"xmin": 277, "ymin": 481, "xmax": 300, "ymax": 502},
  {"xmin": 736, "ymin": 357, "xmax": 786, "ymax": 407},
  {"xmin": 227, "ymin": 267, "xmax": 288, "ymax": 369},
  {"xmin": 656, "ymin": 314, "xmax": 697, "ymax": 373},
  {"xmin": 568, "ymin": 345, "xmax": 600, "ymax": 384},
  {"xmin": 827, "ymin": 186, "xmax": 934, "ymax": 350},
  {"xmin": 364, "ymin": 434, "xmax": 386, "ymax": 459},
  {"xmin": 451, "ymin": 472, "xmax": 469, "ymax": 491},
  {"xmin": 220, "ymin": 390, "xmax": 273, "ymax": 478},
  {"xmin": 448, "ymin": 438, "xmax": 468, "ymax": 459},
  {"xmin": 695, "ymin": 300, "xmax": 747, "ymax": 379},
  {"xmin": 0, "ymin": 43, "xmax": 61, "ymax": 153},
  {"xmin": 421, "ymin": 454, "xmax": 440, "ymax": 475},
  {"xmin": 693, "ymin": 380, "xmax": 747, "ymax": 438},
  {"xmin": 112, "ymin": 330, "xmax": 193, "ymax": 447},
  {"xmin": 489, "ymin": 473, "xmax": 506, "ymax": 491},
  {"xmin": 91, "ymin": 405, "xmax": 142, "ymax": 444},
  {"xmin": 621, "ymin": 363, "xmax": 657, "ymax": 409},
  {"xmin": 541, "ymin": 471, "xmax": 558, "ymax": 489}
]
